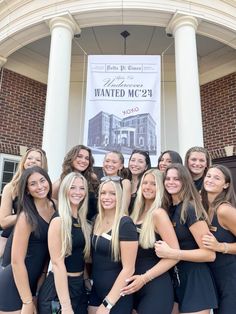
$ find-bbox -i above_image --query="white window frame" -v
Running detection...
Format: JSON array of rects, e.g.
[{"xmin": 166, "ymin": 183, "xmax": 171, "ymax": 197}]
[{"xmin": 0, "ymin": 154, "xmax": 21, "ymax": 195}]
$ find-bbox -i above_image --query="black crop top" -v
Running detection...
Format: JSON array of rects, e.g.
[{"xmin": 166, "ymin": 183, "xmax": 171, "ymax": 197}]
[{"xmin": 64, "ymin": 216, "xmax": 86, "ymax": 273}]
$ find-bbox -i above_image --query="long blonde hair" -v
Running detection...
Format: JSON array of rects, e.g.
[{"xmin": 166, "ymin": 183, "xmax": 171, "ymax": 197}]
[
  {"xmin": 96, "ymin": 179, "xmax": 124, "ymax": 261},
  {"xmin": 131, "ymin": 169, "xmax": 164, "ymax": 248},
  {"xmin": 58, "ymin": 172, "xmax": 91, "ymax": 260},
  {"xmin": 11, "ymin": 148, "xmax": 48, "ymax": 195}
]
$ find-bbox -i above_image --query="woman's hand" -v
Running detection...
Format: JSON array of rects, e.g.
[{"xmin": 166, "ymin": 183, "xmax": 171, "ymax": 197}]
[
  {"xmin": 154, "ymin": 240, "xmax": 172, "ymax": 258},
  {"xmin": 21, "ymin": 302, "xmax": 37, "ymax": 314},
  {"xmin": 96, "ymin": 304, "xmax": 110, "ymax": 314},
  {"xmin": 120, "ymin": 275, "xmax": 146, "ymax": 296},
  {"xmin": 202, "ymin": 232, "xmax": 221, "ymax": 252}
]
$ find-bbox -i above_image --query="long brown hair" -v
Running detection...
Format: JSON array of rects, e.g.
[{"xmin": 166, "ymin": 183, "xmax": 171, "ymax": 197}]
[
  {"xmin": 201, "ymin": 164, "xmax": 236, "ymax": 212},
  {"xmin": 60, "ymin": 145, "xmax": 99, "ymax": 193},
  {"xmin": 162, "ymin": 164, "xmax": 208, "ymax": 223}
]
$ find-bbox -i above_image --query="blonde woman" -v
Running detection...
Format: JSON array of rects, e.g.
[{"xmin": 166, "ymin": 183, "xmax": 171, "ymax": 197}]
[
  {"xmin": 0, "ymin": 147, "xmax": 48, "ymax": 265},
  {"xmin": 88, "ymin": 179, "xmax": 138, "ymax": 314},
  {"xmin": 102, "ymin": 151, "xmax": 131, "ymax": 214},
  {"xmin": 121, "ymin": 169, "xmax": 179, "ymax": 314},
  {"xmin": 38, "ymin": 172, "xmax": 91, "ymax": 314}
]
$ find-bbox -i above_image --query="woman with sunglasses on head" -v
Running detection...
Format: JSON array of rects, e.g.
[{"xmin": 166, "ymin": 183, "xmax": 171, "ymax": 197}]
[
  {"xmin": 0, "ymin": 166, "xmax": 56, "ymax": 313},
  {"xmin": 0, "ymin": 148, "xmax": 48, "ymax": 266},
  {"xmin": 127, "ymin": 150, "xmax": 151, "ymax": 215},
  {"xmin": 157, "ymin": 150, "xmax": 183, "ymax": 172},
  {"xmin": 53, "ymin": 145, "xmax": 99, "ymax": 221},
  {"xmin": 102, "ymin": 151, "xmax": 131, "ymax": 214},
  {"xmin": 121, "ymin": 169, "xmax": 179, "ymax": 314},
  {"xmin": 185, "ymin": 146, "xmax": 211, "ymax": 192},
  {"xmin": 155, "ymin": 164, "xmax": 217, "ymax": 314},
  {"xmin": 88, "ymin": 178, "xmax": 138, "ymax": 314},
  {"xmin": 201, "ymin": 165, "xmax": 236, "ymax": 314},
  {"xmin": 38, "ymin": 172, "xmax": 91, "ymax": 314}
]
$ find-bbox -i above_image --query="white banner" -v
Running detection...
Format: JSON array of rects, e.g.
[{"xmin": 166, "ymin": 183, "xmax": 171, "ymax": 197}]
[{"xmin": 83, "ymin": 55, "xmax": 161, "ymax": 167}]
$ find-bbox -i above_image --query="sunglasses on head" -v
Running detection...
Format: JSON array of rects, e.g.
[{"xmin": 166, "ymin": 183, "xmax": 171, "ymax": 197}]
[{"xmin": 100, "ymin": 176, "xmax": 121, "ymax": 182}]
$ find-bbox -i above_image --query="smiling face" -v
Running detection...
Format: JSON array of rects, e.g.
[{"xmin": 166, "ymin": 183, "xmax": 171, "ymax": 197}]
[
  {"xmin": 128, "ymin": 153, "xmax": 147, "ymax": 176},
  {"xmin": 164, "ymin": 168, "xmax": 182, "ymax": 201},
  {"xmin": 103, "ymin": 152, "xmax": 123, "ymax": 176},
  {"xmin": 24, "ymin": 150, "xmax": 42, "ymax": 169},
  {"xmin": 204, "ymin": 167, "xmax": 229, "ymax": 197},
  {"xmin": 72, "ymin": 149, "xmax": 90, "ymax": 172},
  {"xmin": 141, "ymin": 173, "xmax": 157, "ymax": 201},
  {"xmin": 100, "ymin": 181, "xmax": 117, "ymax": 211},
  {"xmin": 27, "ymin": 172, "xmax": 50, "ymax": 200},
  {"xmin": 68, "ymin": 177, "xmax": 86, "ymax": 208},
  {"xmin": 158, "ymin": 153, "xmax": 172, "ymax": 172},
  {"xmin": 187, "ymin": 152, "xmax": 207, "ymax": 179}
]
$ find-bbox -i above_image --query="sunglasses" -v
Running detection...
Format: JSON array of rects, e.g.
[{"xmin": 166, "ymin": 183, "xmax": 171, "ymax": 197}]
[
  {"xmin": 100, "ymin": 176, "xmax": 121, "ymax": 182},
  {"xmin": 132, "ymin": 149, "xmax": 149, "ymax": 156}
]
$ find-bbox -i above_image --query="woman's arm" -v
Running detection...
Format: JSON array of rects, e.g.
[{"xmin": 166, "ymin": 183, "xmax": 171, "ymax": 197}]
[
  {"xmin": 202, "ymin": 204, "xmax": 236, "ymax": 254},
  {"xmin": 48, "ymin": 217, "xmax": 73, "ymax": 313},
  {"xmin": 121, "ymin": 179, "xmax": 131, "ymax": 214},
  {"xmin": 12, "ymin": 212, "xmax": 36, "ymax": 313},
  {"xmin": 96, "ymin": 240, "xmax": 138, "ymax": 314},
  {"xmin": 156, "ymin": 220, "xmax": 216, "ymax": 262},
  {"xmin": 0, "ymin": 183, "xmax": 17, "ymax": 229},
  {"xmin": 121, "ymin": 208, "xmax": 179, "ymax": 295}
]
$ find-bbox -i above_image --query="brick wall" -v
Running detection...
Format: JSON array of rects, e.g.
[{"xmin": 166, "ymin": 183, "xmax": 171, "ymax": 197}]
[
  {"xmin": 201, "ymin": 72, "xmax": 236, "ymax": 159},
  {"xmin": 0, "ymin": 69, "xmax": 47, "ymax": 155}
]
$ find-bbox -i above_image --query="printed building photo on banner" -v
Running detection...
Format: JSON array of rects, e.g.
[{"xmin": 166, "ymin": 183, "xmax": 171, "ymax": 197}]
[{"xmin": 83, "ymin": 55, "xmax": 161, "ymax": 166}]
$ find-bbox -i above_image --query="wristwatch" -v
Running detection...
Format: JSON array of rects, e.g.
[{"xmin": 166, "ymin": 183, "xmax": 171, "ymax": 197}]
[{"xmin": 102, "ymin": 297, "xmax": 113, "ymax": 309}]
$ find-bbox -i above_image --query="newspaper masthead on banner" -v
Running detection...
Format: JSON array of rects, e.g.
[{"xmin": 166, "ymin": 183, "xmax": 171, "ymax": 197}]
[{"xmin": 83, "ymin": 55, "xmax": 161, "ymax": 167}]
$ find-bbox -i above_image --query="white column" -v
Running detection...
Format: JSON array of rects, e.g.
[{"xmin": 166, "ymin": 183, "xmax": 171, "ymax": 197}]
[
  {"xmin": 43, "ymin": 15, "xmax": 80, "ymax": 181},
  {"xmin": 167, "ymin": 15, "xmax": 203, "ymax": 157},
  {"xmin": 0, "ymin": 56, "xmax": 7, "ymax": 68}
]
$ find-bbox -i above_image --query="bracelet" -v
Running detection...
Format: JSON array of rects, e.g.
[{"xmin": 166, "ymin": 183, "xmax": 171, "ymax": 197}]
[
  {"xmin": 145, "ymin": 271, "xmax": 153, "ymax": 282},
  {"xmin": 177, "ymin": 250, "xmax": 182, "ymax": 260},
  {"xmin": 140, "ymin": 274, "xmax": 147, "ymax": 285},
  {"xmin": 223, "ymin": 242, "xmax": 229, "ymax": 254},
  {"xmin": 22, "ymin": 299, "xmax": 33, "ymax": 305}
]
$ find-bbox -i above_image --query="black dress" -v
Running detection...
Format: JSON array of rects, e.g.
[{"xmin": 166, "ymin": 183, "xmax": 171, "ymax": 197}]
[
  {"xmin": 89, "ymin": 216, "xmax": 138, "ymax": 314},
  {"xmin": 0, "ymin": 212, "xmax": 50, "ymax": 311},
  {"xmin": 208, "ymin": 212, "xmax": 236, "ymax": 314},
  {"xmin": 133, "ymin": 224, "xmax": 174, "ymax": 314},
  {"xmin": 38, "ymin": 215, "xmax": 88, "ymax": 314},
  {"xmin": 169, "ymin": 202, "xmax": 218, "ymax": 313}
]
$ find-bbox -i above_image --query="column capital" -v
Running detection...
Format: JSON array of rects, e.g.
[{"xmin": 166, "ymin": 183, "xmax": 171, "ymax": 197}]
[
  {"xmin": 0, "ymin": 56, "xmax": 7, "ymax": 68},
  {"xmin": 166, "ymin": 13, "xmax": 199, "ymax": 36},
  {"xmin": 45, "ymin": 12, "xmax": 81, "ymax": 37}
]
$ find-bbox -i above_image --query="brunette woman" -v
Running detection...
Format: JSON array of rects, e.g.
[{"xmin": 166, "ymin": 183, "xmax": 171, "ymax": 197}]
[
  {"xmin": 53, "ymin": 145, "xmax": 99, "ymax": 221},
  {"xmin": 201, "ymin": 164, "xmax": 236, "ymax": 314},
  {"xmin": 88, "ymin": 178, "xmax": 138, "ymax": 314},
  {"xmin": 155, "ymin": 164, "xmax": 217, "ymax": 314},
  {"xmin": 121, "ymin": 169, "xmax": 179, "ymax": 314},
  {"xmin": 127, "ymin": 149, "xmax": 151, "ymax": 214},
  {"xmin": 185, "ymin": 146, "xmax": 211, "ymax": 192},
  {"xmin": 157, "ymin": 150, "xmax": 183, "ymax": 172},
  {"xmin": 0, "ymin": 166, "xmax": 55, "ymax": 313},
  {"xmin": 0, "ymin": 148, "xmax": 48, "ymax": 266},
  {"xmin": 38, "ymin": 172, "xmax": 91, "ymax": 313}
]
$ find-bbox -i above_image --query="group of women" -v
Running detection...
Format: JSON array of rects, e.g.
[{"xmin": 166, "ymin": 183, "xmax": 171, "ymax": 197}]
[{"xmin": 0, "ymin": 144, "xmax": 235, "ymax": 314}]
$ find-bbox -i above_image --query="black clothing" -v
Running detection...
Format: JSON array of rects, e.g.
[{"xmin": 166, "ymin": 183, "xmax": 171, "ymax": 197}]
[
  {"xmin": 209, "ymin": 212, "xmax": 236, "ymax": 314},
  {"xmin": 89, "ymin": 216, "xmax": 138, "ymax": 313},
  {"xmin": 169, "ymin": 202, "xmax": 218, "ymax": 313},
  {"xmin": 133, "ymin": 224, "xmax": 174, "ymax": 314},
  {"xmin": 0, "ymin": 213, "xmax": 50, "ymax": 311}
]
